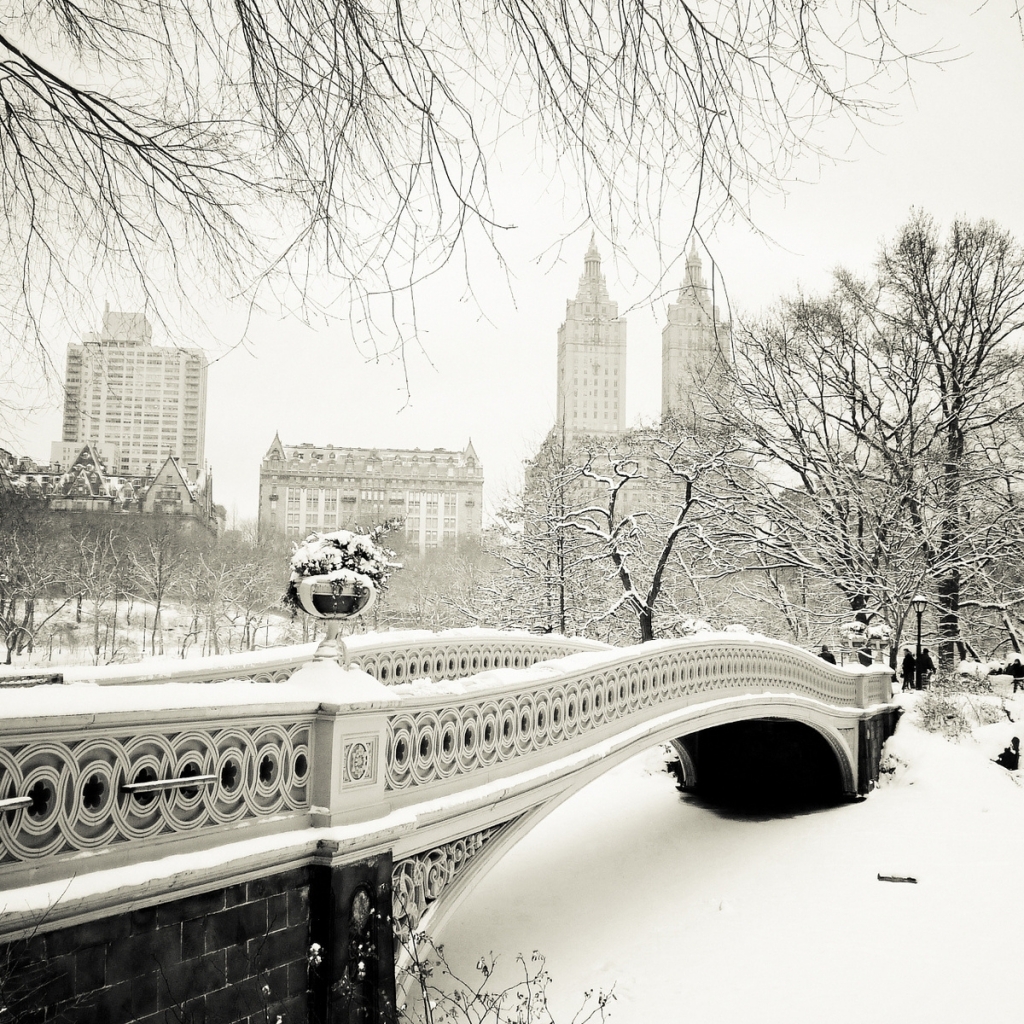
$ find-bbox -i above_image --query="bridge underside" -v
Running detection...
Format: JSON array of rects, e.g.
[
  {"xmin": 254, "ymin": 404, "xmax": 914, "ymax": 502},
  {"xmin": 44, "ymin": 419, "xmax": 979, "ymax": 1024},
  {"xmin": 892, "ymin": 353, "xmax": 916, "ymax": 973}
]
[{"xmin": 673, "ymin": 719, "xmax": 848, "ymax": 808}]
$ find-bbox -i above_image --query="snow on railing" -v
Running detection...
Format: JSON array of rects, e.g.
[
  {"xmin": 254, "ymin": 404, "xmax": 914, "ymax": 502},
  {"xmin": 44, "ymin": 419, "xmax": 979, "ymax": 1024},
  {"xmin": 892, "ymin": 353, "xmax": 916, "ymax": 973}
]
[
  {"xmin": 379, "ymin": 634, "xmax": 894, "ymax": 795},
  {"xmin": 2, "ymin": 629, "xmax": 608, "ymax": 687},
  {"xmin": 0, "ymin": 685, "xmax": 320, "ymax": 888}
]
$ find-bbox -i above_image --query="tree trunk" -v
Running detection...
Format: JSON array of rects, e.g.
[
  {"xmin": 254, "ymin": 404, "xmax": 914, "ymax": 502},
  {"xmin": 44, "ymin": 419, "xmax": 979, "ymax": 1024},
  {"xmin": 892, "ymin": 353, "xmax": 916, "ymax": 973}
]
[
  {"xmin": 639, "ymin": 610, "xmax": 655, "ymax": 643},
  {"xmin": 151, "ymin": 596, "xmax": 162, "ymax": 657},
  {"xmin": 93, "ymin": 599, "xmax": 101, "ymax": 664}
]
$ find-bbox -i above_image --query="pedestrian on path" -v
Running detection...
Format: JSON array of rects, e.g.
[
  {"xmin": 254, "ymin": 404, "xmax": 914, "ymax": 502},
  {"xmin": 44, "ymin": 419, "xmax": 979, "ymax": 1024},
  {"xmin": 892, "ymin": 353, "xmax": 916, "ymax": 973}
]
[
  {"xmin": 918, "ymin": 648, "xmax": 936, "ymax": 688},
  {"xmin": 901, "ymin": 649, "xmax": 916, "ymax": 692}
]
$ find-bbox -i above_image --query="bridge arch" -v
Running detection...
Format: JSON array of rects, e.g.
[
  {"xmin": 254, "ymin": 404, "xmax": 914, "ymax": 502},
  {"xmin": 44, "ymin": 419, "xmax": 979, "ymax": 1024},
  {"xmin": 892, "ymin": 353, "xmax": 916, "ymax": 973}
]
[{"xmin": 393, "ymin": 694, "xmax": 860, "ymax": 957}]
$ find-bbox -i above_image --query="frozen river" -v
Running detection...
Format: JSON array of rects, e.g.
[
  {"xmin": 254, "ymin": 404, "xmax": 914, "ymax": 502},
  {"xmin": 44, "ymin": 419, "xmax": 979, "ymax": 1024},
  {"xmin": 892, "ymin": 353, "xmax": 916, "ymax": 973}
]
[{"xmin": 436, "ymin": 710, "xmax": 1024, "ymax": 1023}]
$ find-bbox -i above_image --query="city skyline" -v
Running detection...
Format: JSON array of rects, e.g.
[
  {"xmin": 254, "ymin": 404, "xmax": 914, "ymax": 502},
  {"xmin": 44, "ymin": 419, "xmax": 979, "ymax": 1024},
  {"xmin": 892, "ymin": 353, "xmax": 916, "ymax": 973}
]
[{"xmin": 6, "ymin": 2, "xmax": 1024, "ymax": 527}]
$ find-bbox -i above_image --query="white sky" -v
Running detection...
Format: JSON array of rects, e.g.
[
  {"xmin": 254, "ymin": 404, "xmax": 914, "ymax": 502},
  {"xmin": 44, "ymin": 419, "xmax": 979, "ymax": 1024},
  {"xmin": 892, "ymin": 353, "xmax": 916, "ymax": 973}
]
[{"xmin": 7, "ymin": 2, "xmax": 1024, "ymax": 526}]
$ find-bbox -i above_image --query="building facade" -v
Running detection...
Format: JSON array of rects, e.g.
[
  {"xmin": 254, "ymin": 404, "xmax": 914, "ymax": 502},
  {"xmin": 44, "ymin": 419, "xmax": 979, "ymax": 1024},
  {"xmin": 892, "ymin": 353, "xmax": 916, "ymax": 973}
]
[
  {"xmin": 258, "ymin": 436, "xmax": 484, "ymax": 554},
  {"xmin": 61, "ymin": 307, "xmax": 208, "ymax": 478},
  {"xmin": 661, "ymin": 242, "xmax": 731, "ymax": 425},
  {"xmin": 556, "ymin": 237, "xmax": 627, "ymax": 442},
  {"xmin": 0, "ymin": 444, "xmax": 222, "ymax": 532}
]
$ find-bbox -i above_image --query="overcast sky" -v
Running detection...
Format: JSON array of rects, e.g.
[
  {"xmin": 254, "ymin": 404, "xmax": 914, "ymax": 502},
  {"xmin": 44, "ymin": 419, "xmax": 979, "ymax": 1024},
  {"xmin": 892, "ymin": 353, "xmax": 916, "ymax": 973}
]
[{"xmin": 8, "ymin": 2, "xmax": 1024, "ymax": 527}]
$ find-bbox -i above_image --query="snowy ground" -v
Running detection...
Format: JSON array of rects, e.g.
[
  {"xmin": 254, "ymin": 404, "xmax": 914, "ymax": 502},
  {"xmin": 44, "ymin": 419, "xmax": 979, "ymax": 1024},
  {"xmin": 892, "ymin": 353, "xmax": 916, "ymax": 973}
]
[{"xmin": 438, "ymin": 690, "xmax": 1024, "ymax": 1023}]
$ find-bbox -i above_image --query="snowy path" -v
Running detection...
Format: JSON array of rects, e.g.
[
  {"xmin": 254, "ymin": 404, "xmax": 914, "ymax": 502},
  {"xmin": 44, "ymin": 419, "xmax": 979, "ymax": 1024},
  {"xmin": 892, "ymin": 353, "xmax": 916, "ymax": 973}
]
[{"xmin": 438, "ymin": 700, "xmax": 1024, "ymax": 1023}]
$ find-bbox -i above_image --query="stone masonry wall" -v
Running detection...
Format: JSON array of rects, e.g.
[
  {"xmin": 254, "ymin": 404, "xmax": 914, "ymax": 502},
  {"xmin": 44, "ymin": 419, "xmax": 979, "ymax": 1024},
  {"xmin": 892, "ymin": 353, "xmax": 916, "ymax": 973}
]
[{"xmin": 0, "ymin": 867, "xmax": 312, "ymax": 1024}]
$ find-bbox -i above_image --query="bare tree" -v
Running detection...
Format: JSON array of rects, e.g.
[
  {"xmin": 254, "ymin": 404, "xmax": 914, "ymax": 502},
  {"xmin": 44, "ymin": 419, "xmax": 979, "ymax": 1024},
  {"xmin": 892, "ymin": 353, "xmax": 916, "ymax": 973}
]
[
  {"xmin": 864, "ymin": 213, "xmax": 1024, "ymax": 665},
  {"xmin": 3, "ymin": 0, "xmax": 915, "ymax": 380},
  {"xmin": 128, "ymin": 518, "xmax": 201, "ymax": 656},
  {"xmin": 715, "ymin": 214, "xmax": 1024, "ymax": 666},
  {"xmin": 0, "ymin": 497, "xmax": 67, "ymax": 664},
  {"xmin": 494, "ymin": 429, "xmax": 614, "ymax": 636},
  {"xmin": 555, "ymin": 429, "xmax": 729, "ymax": 642}
]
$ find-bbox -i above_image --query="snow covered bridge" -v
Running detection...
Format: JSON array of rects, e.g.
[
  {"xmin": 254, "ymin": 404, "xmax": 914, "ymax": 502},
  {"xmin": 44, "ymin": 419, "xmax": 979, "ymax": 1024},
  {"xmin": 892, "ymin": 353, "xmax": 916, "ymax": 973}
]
[{"xmin": 0, "ymin": 630, "xmax": 897, "ymax": 1023}]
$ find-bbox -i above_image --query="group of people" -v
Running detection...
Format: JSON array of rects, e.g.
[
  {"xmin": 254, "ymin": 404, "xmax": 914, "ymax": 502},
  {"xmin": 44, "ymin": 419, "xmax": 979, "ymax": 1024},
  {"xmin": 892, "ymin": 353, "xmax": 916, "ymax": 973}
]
[
  {"xmin": 818, "ymin": 643, "xmax": 936, "ymax": 689},
  {"xmin": 816, "ymin": 642, "xmax": 1023, "ymax": 771},
  {"xmin": 900, "ymin": 648, "xmax": 935, "ymax": 691}
]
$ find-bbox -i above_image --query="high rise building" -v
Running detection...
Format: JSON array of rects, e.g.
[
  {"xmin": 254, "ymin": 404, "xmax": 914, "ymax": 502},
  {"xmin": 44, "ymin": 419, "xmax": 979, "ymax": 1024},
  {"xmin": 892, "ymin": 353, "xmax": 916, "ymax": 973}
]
[
  {"xmin": 556, "ymin": 237, "xmax": 627, "ymax": 441},
  {"xmin": 59, "ymin": 306, "xmax": 208, "ymax": 478},
  {"xmin": 661, "ymin": 242, "xmax": 731, "ymax": 424},
  {"xmin": 258, "ymin": 436, "xmax": 484, "ymax": 554}
]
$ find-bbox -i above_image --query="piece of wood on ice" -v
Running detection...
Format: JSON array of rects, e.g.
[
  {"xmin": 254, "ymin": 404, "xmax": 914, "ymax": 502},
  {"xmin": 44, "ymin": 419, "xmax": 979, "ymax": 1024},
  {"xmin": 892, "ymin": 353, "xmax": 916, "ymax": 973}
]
[{"xmin": 877, "ymin": 873, "xmax": 917, "ymax": 883}]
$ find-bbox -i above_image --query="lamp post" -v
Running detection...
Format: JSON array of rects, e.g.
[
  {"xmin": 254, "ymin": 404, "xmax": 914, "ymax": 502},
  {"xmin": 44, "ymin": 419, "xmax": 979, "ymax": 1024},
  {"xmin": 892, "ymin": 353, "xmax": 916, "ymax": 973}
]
[{"xmin": 911, "ymin": 594, "xmax": 927, "ymax": 690}]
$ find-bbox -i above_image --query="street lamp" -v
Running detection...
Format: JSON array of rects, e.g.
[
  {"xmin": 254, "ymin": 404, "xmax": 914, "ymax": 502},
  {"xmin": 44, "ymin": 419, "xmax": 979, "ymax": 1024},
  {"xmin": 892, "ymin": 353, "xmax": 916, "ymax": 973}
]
[{"xmin": 911, "ymin": 594, "xmax": 927, "ymax": 690}]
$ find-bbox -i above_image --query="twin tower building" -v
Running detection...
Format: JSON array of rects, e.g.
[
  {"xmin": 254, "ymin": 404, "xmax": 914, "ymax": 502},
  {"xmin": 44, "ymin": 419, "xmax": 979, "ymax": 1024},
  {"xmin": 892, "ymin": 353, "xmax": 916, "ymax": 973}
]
[{"xmin": 555, "ymin": 236, "xmax": 730, "ymax": 441}]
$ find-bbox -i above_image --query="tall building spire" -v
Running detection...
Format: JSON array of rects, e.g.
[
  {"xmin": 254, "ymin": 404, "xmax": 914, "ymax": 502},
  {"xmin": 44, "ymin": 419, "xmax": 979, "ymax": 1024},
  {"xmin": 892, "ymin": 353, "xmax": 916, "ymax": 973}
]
[
  {"xmin": 684, "ymin": 239, "xmax": 704, "ymax": 291},
  {"xmin": 557, "ymin": 235, "xmax": 627, "ymax": 441},
  {"xmin": 662, "ymin": 240, "xmax": 730, "ymax": 426},
  {"xmin": 575, "ymin": 233, "xmax": 610, "ymax": 303}
]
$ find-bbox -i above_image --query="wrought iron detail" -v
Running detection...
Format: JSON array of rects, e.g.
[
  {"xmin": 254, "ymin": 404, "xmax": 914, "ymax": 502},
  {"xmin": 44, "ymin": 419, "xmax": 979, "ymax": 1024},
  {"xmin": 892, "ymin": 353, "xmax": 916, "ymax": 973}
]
[{"xmin": 391, "ymin": 821, "xmax": 514, "ymax": 936}]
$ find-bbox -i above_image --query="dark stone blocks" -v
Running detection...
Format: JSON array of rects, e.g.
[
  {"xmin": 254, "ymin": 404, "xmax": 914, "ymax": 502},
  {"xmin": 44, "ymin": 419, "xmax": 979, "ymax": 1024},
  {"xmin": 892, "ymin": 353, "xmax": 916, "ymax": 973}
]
[
  {"xmin": 206, "ymin": 900, "xmax": 267, "ymax": 952},
  {"xmin": 0, "ymin": 864, "xmax": 316, "ymax": 1024}
]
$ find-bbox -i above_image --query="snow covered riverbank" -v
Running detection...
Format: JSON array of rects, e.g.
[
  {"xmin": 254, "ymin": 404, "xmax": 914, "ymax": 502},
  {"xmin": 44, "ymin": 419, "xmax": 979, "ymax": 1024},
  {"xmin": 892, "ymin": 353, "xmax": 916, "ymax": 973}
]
[{"xmin": 437, "ymin": 690, "xmax": 1024, "ymax": 1023}]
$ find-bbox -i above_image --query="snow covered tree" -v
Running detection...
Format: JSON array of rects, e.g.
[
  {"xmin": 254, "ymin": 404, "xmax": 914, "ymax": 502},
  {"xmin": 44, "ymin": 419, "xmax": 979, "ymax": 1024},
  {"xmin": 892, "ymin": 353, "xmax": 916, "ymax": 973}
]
[
  {"xmin": 548, "ymin": 428, "xmax": 732, "ymax": 643},
  {"xmin": 495, "ymin": 429, "xmax": 614, "ymax": 637},
  {"xmin": 0, "ymin": 493, "xmax": 67, "ymax": 663},
  {"xmin": 128, "ymin": 517, "xmax": 202, "ymax": 656},
  {"xmin": 714, "ymin": 213, "xmax": 1024, "ymax": 666}
]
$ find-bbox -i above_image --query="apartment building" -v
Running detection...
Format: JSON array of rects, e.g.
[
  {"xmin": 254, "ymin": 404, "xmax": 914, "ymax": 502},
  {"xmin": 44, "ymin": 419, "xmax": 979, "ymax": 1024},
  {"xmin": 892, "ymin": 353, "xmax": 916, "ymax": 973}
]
[
  {"xmin": 258, "ymin": 436, "xmax": 483, "ymax": 554},
  {"xmin": 59, "ymin": 306, "xmax": 208, "ymax": 478}
]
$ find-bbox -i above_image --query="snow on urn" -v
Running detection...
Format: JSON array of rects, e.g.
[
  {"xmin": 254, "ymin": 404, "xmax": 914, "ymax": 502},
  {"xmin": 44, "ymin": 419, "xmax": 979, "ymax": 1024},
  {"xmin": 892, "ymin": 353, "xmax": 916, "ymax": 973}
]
[{"xmin": 284, "ymin": 525, "xmax": 398, "ymax": 661}]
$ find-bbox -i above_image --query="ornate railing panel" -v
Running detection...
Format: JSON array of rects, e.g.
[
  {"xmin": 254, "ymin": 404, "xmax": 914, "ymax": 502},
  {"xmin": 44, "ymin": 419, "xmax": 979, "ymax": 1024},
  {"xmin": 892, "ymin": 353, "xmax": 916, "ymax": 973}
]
[
  {"xmin": 391, "ymin": 820, "xmax": 516, "ymax": 936},
  {"xmin": 348, "ymin": 632, "xmax": 608, "ymax": 684},
  {"xmin": 382, "ymin": 637, "xmax": 893, "ymax": 792},
  {"xmin": 0, "ymin": 711, "xmax": 313, "ymax": 881}
]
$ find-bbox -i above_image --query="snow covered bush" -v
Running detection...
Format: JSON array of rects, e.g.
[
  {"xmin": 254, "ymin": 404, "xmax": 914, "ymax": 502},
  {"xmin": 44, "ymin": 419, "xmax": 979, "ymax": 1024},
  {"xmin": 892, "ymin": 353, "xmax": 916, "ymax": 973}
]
[
  {"xmin": 283, "ymin": 522, "xmax": 399, "ymax": 614},
  {"xmin": 917, "ymin": 672, "xmax": 1006, "ymax": 738}
]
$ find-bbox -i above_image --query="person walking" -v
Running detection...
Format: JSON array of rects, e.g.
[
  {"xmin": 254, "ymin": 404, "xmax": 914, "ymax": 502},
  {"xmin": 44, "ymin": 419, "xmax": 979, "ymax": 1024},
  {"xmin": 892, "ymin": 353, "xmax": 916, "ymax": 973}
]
[
  {"xmin": 1007, "ymin": 658, "xmax": 1024, "ymax": 693},
  {"xmin": 900, "ymin": 648, "xmax": 916, "ymax": 692},
  {"xmin": 918, "ymin": 648, "xmax": 936, "ymax": 688},
  {"xmin": 819, "ymin": 644, "xmax": 837, "ymax": 665}
]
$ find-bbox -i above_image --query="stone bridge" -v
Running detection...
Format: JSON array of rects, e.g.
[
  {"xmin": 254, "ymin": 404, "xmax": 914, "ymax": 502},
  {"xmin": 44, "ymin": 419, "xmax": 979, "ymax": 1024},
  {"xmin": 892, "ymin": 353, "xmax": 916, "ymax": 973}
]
[{"xmin": 0, "ymin": 630, "xmax": 897, "ymax": 1023}]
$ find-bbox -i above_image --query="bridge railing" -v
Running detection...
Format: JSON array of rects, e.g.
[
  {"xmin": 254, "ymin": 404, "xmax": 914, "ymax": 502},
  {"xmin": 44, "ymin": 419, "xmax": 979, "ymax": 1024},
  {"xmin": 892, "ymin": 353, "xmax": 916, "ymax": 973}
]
[
  {"xmin": 8, "ymin": 629, "xmax": 608, "ymax": 687},
  {"xmin": 0, "ymin": 686, "xmax": 322, "ymax": 889},
  {"xmin": 0, "ymin": 632, "xmax": 893, "ymax": 891},
  {"xmin": 377, "ymin": 634, "xmax": 894, "ymax": 798}
]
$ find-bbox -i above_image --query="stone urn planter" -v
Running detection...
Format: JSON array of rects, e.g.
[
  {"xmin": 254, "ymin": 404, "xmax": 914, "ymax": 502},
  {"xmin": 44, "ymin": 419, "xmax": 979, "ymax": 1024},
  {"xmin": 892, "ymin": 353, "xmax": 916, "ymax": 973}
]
[
  {"xmin": 294, "ymin": 575, "xmax": 377, "ymax": 619},
  {"xmin": 284, "ymin": 527, "xmax": 397, "ymax": 663}
]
